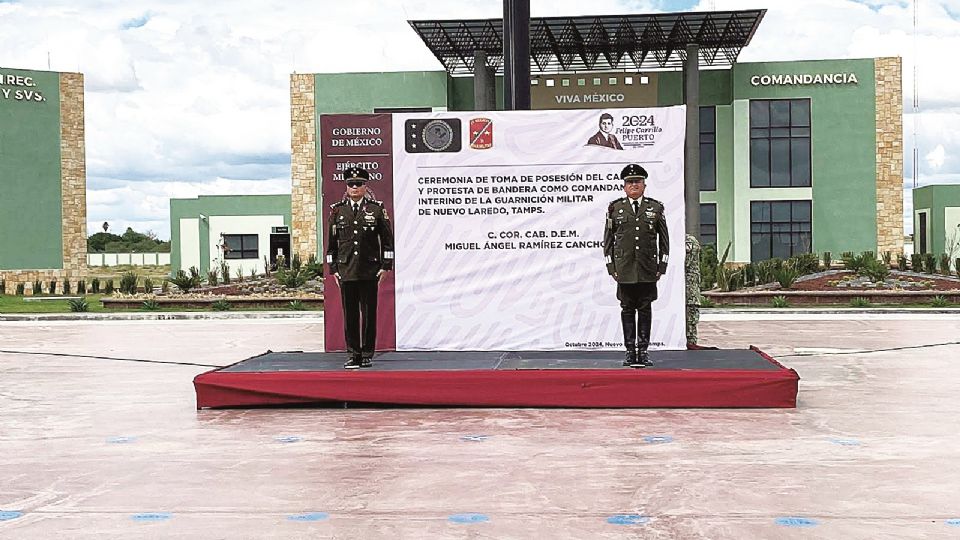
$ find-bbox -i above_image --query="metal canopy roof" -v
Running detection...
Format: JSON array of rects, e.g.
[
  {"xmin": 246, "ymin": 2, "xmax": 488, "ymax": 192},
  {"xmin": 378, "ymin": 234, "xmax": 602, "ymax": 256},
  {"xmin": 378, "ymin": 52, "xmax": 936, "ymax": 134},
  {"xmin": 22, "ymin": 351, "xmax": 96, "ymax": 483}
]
[{"xmin": 409, "ymin": 10, "xmax": 766, "ymax": 75}]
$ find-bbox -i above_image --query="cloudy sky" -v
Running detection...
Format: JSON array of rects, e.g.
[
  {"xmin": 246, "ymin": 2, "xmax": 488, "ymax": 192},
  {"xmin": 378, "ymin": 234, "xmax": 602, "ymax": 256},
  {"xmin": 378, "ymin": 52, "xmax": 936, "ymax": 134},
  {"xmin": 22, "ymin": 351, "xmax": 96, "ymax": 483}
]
[{"xmin": 1, "ymin": 0, "xmax": 956, "ymax": 239}]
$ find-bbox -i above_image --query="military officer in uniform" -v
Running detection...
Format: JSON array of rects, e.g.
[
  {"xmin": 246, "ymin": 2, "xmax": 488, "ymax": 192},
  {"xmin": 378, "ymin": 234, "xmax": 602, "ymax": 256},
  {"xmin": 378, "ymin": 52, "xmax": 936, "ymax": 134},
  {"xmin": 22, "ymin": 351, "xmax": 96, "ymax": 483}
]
[
  {"xmin": 326, "ymin": 167, "xmax": 395, "ymax": 369},
  {"xmin": 603, "ymin": 164, "xmax": 669, "ymax": 368}
]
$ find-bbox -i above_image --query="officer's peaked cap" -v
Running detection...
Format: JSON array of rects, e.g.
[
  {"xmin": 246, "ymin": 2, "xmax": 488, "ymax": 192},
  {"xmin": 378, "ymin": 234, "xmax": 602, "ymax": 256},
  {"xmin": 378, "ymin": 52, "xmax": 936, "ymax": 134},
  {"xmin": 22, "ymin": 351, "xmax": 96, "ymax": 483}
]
[
  {"xmin": 344, "ymin": 167, "xmax": 369, "ymax": 182},
  {"xmin": 621, "ymin": 164, "xmax": 648, "ymax": 181}
]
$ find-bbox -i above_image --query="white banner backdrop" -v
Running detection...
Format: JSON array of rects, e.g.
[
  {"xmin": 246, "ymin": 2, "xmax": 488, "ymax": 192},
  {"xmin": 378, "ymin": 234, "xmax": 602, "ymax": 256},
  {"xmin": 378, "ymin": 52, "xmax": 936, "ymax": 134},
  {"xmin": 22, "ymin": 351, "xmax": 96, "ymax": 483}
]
[{"xmin": 391, "ymin": 107, "xmax": 686, "ymax": 351}]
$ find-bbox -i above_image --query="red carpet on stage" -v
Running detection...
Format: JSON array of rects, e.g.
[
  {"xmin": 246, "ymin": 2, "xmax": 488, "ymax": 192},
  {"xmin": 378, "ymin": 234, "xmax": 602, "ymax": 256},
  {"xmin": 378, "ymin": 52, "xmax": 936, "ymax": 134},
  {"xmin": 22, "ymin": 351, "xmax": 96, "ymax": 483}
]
[{"xmin": 194, "ymin": 347, "xmax": 799, "ymax": 409}]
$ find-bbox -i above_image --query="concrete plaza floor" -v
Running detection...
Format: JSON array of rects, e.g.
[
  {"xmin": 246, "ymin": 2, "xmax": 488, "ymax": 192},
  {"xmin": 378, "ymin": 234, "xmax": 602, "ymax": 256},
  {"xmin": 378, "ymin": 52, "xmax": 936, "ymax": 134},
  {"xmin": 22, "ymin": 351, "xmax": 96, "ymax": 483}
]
[{"xmin": 1, "ymin": 315, "xmax": 959, "ymax": 539}]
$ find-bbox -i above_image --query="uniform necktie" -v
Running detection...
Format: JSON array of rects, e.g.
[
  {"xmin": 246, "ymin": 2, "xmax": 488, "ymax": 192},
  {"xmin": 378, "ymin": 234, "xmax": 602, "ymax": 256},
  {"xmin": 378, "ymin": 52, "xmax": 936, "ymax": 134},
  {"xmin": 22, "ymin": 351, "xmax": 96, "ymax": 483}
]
[
  {"xmin": 353, "ymin": 202, "xmax": 360, "ymax": 214},
  {"xmin": 633, "ymin": 200, "xmax": 640, "ymax": 215}
]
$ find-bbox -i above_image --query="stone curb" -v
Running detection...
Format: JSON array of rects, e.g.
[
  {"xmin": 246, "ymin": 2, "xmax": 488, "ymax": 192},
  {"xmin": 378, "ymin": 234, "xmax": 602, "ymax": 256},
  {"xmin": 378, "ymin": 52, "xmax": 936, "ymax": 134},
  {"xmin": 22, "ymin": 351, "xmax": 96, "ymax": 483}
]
[{"xmin": 0, "ymin": 311, "xmax": 325, "ymax": 322}]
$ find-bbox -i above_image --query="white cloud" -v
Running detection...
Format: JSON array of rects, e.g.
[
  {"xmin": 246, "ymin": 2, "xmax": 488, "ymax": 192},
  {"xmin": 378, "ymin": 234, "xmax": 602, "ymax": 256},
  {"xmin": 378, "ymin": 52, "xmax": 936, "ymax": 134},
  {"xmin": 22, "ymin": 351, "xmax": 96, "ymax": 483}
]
[
  {"xmin": 925, "ymin": 144, "xmax": 946, "ymax": 169},
  {"xmin": 1, "ymin": 0, "xmax": 958, "ymax": 239}
]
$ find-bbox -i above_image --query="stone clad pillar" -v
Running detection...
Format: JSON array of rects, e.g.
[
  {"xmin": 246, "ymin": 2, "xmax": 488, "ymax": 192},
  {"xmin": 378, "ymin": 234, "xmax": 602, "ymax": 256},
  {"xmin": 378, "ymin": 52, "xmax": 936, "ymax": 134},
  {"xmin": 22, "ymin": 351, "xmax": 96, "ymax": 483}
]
[
  {"xmin": 290, "ymin": 74, "xmax": 318, "ymax": 260},
  {"xmin": 874, "ymin": 57, "xmax": 904, "ymax": 257},
  {"xmin": 60, "ymin": 72, "xmax": 88, "ymax": 290}
]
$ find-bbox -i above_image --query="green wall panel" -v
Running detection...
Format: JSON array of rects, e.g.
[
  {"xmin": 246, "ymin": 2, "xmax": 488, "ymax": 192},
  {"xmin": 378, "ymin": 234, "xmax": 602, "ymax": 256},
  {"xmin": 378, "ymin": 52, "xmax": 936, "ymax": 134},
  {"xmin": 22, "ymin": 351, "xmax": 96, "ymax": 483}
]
[
  {"xmin": 0, "ymin": 68, "xmax": 63, "ymax": 270},
  {"xmin": 314, "ymin": 71, "xmax": 450, "ymax": 114},
  {"xmin": 657, "ymin": 69, "xmax": 732, "ymax": 107},
  {"xmin": 731, "ymin": 58, "xmax": 878, "ymax": 256}
]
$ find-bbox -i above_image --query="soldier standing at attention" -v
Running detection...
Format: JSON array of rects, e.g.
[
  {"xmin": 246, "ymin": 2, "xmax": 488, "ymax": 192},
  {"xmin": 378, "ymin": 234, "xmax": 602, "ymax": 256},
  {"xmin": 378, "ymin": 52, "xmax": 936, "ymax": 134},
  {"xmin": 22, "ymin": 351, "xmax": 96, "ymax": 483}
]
[
  {"xmin": 326, "ymin": 167, "xmax": 394, "ymax": 369},
  {"xmin": 603, "ymin": 164, "xmax": 669, "ymax": 368}
]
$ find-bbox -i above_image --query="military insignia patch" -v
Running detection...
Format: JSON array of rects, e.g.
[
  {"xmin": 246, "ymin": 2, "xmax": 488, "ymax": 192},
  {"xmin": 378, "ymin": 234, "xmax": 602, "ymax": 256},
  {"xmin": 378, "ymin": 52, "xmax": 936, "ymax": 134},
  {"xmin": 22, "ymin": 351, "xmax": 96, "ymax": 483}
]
[{"xmin": 469, "ymin": 118, "xmax": 493, "ymax": 150}]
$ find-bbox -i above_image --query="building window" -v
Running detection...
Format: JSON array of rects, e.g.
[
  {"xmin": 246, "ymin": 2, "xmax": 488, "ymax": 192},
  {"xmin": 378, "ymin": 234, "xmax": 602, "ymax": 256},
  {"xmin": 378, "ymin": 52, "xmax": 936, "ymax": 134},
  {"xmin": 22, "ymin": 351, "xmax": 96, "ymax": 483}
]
[
  {"xmin": 750, "ymin": 201, "xmax": 812, "ymax": 262},
  {"xmin": 700, "ymin": 203, "xmax": 717, "ymax": 247},
  {"xmin": 749, "ymin": 99, "xmax": 811, "ymax": 187},
  {"xmin": 700, "ymin": 106, "xmax": 716, "ymax": 191},
  {"xmin": 223, "ymin": 234, "xmax": 259, "ymax": 260}
]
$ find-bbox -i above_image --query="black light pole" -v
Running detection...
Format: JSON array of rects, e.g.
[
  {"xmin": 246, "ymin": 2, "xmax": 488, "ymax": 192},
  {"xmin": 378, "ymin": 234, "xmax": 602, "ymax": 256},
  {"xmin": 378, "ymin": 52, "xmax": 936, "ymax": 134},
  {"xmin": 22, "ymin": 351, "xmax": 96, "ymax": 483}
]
[
  {"xmin": 503, "ymin": 0, "xmax": 531, "ymax": 110},
  {"xmin": 683, "ymin": 44, "xmax": 700, "ymax": 239}
]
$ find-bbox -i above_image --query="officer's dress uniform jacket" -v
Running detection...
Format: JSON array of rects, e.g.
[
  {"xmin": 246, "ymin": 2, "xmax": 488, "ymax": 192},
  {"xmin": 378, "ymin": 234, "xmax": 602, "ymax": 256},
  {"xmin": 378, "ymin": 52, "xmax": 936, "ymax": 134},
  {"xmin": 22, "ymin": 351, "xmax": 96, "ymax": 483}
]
[
  {"xmin": 603, "ymin": 196, "xmax": 669, "ymax": 283},
  {"xmin": 326, "ymin": 197, "xmax": 394, "ymax": 360},
  {"xmin": 326, "ymin": 198, "xmax": 394, "ymax": 280}
]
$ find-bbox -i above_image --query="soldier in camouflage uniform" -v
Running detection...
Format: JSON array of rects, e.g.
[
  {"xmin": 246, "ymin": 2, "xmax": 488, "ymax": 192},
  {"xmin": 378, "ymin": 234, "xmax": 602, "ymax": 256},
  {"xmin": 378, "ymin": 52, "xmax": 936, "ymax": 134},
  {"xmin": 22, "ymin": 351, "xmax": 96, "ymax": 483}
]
[
  {"xmin": 326, "ymin": 167, "xmax": 394, "ymax": 369},
  {"xmin": 603, "ymin": 164, "xmax": 669, "ymax": 368}
]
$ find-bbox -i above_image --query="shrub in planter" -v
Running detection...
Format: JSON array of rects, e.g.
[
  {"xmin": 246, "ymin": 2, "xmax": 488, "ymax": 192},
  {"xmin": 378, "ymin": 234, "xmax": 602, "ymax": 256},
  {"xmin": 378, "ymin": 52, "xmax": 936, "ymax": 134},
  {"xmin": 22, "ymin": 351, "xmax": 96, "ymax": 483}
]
[
  {"xmin": 289, "ymin": 300, "xmax": 306, "ymax": 311},
  {"xmin": 305, "ymin": 254, "xmax": 324, "ymax": 279},
  {"xmin": 930, "ymin": 295, "xmax": 950, "ymax": 308},
  {"xmin": 754, "ymin": 258, "xmax": 782, "ymax": 285},
  {"xmin": 0, "ymin": 279, "xmax": 5, "ymax": 295},
  {"xmin": 771, "ymin": 295, "xmax": 789, "ymax": 308},
  {"xmin": 103, "ymin": 279, "xmax": 115, "ymax": 294},
  {"xmin": 923, "ymin": 253, "xmax": 936, "ymax": 274},
  {"xmin": 33, "ymin": 280, "xmax": 42, "ymax": 295},
  {"xmin": 842, "ymin": 252, "xmax": 870, "ymax": 274},
  {"xmin": 897, "ymin": 254, "xmax": 908, "ymax": 271},
  {"xmin": 161, "ymin": 279, "xmax": 169, "ymax": 293},
  {"xmin": 119, "ymin": 272, "xmax": 138, "ymax": 294},
  {"xmin": 276, "ymin": 265, "xmax": 309, "ymax": 289},
  {"xmin": 939, "ymin": 253, "xmax": 951, "ymax": 275},
  {"xmin": 16, "ymin": 283, "xmax": 25, "ymax": 295},
  {"xmin": 882, "ymin": 251, "xmax": 892, "ymax": 267},
  {"xmin": 170, "ymin": 270, "xmax": 200, "ymax": 292},
  {"xmin": 63, "ymin": 281, "xmax": 71, "ymax": 295},
  {"xmin": 68, "ymin": 298, "xmax": 89, "ymax": 312},
  {"xmin": 741, "ymin": 263, "xmax": 755, "ymax": 287},
  {"xmin": 861, "ymin": 258, "xmax": 891, "ymax": 282},
  {"xmin": 791, "ymin": 253, "xmax": 820, "ymax": 275},
  {"xmin": 700, "ymin": 295, "xmax": 715, "ymax": 308},
  {"xmin": 211, "ymin": 299, "xmax": 231, "ymax": 311},
  {"xmin": 142, "ymin": 300, "xmax": 160, "ymax": 311},
  {"xmin": 220, "ymin": 260, "xmax": 231, "ymax": 285},
  {"xmin": 910, "ymin": 253, "xmax": 923, "ymax": 272},
  {"xmin": 716, "ymin": 266, "xmax": 743, "ymax": 292},
  {"xmin": 143, "ymin": 278, "xmax": 154, "ymax": 292},
  {"xmin": 207, "ymin": 269, "xmax": 219, "ymax": 287},
  {"xmin": 49, "ymin": 280, "xmax": 57, "ymax": 295},
  {"xmin": 822, "ymin": 251, "xmax": 832, "ymax": 270},
  {"xmin": 171, "ymin": 270, "xmax": 201, "ymax": 292},
  {"xmin": 91, "ymin": 277, "xmax": 101, "ymax": 293},
  {"xmin": 77, "ymin": 280, "xmax": 86, "ymax": 294},
  {"xmin": 956, "ymin": 258, "xmax": 960, "ymax": 279},
  {"xmin": 850, "ymin": 297, "xmax": 871, "ymax": 308},
  {"xmin": 775, "ymin": 262, "xmax": 801, "ymax": 289},
  {"xmin": 699, "ymin": 243, "xmax": 719, "ymax": 290}
]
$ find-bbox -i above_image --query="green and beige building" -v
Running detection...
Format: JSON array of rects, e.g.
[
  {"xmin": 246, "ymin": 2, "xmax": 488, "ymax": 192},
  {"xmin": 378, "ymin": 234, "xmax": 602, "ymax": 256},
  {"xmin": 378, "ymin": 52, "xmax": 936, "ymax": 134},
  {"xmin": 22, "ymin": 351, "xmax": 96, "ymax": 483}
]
[
  {"xmin": 0, "ymin": 67, "xmax": 87, "ymax": 293},
  {"xmin": 267, "ymin": 56, "xmax": 905, "ymax": 270}
]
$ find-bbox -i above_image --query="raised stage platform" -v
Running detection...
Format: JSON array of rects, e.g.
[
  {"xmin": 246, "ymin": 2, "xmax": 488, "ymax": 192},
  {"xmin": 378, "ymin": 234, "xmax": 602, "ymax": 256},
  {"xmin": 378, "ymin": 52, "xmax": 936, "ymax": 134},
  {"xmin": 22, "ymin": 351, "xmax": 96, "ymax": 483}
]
[{"xmin": 194, "ymin": 347, "xmax": 798, "ymax": 409}]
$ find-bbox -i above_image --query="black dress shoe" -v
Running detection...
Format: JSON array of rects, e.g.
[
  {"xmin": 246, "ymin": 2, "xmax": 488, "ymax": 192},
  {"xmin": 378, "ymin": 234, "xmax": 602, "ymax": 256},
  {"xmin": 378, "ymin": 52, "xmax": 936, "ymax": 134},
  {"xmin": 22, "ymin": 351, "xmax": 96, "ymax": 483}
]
[
  {"xmin": 638, "ymin": 351, "xmax": 653, "ymax": 368},
  {"xmin": 343, "ymin": 356, "xmax": 362, "ymax": 370},
  {"xmin": 623, "ymin": 349, "xmax": 636, "ymax": 367},
  {"xmin": 360, "ymin": 357, "xmax": 373, "ymax": 368}
]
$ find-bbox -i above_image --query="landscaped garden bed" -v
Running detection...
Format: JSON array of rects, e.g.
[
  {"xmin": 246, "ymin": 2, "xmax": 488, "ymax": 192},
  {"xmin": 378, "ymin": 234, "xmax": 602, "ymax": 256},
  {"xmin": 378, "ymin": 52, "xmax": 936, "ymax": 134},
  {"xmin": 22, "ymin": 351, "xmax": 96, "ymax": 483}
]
[{"xmin": 700, "ymin": 248, "xmax": 960, "ymax": 307}]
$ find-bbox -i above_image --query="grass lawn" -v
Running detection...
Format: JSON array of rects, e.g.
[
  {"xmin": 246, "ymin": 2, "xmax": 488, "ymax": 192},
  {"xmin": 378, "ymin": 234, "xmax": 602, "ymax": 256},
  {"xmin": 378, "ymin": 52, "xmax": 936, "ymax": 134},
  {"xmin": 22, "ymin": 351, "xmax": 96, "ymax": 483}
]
[
  {"xmin": 0, "ymin": 294, "xmax": 107, "ymax": 313},
  {"xmin": 0, "ymin": 294, "xmax": 323, "ymax": 314}
]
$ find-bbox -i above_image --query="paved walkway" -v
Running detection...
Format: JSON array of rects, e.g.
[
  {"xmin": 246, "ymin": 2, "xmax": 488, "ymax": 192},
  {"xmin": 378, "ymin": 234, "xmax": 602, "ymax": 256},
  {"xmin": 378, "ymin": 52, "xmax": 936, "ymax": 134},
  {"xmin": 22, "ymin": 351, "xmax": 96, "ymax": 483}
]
[{"xmin": 1, "ymin": 317, "xmax": 959, "ymax": 538}]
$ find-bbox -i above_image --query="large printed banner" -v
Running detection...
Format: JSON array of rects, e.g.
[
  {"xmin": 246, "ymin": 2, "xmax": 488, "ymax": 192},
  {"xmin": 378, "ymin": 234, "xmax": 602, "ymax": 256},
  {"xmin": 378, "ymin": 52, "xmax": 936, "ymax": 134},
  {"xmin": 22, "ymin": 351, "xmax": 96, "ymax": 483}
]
[{"xmin": 321, "ymin": 107, "xmax": 686, "ymax": 352}]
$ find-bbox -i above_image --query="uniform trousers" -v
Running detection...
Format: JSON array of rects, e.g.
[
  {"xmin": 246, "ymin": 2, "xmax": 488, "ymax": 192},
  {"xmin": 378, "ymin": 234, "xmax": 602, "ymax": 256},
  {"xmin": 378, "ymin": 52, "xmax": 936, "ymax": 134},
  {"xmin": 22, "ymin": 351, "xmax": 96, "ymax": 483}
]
[
  {"xmin": 340, "ymin": 279, "xmax": 379, "ymax": 358},
  {"xmin": 617, "ymin": 282, "xmax": 658, "ymax": 351}
]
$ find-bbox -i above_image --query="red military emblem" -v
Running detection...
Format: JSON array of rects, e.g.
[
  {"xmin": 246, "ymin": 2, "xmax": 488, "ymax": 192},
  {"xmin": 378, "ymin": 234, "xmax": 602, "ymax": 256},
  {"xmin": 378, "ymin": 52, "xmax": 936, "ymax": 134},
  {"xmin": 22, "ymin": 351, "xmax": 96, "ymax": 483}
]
[{"xmin": 469, "ymin": 118, "xmax": 493, "ymax": 150}]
